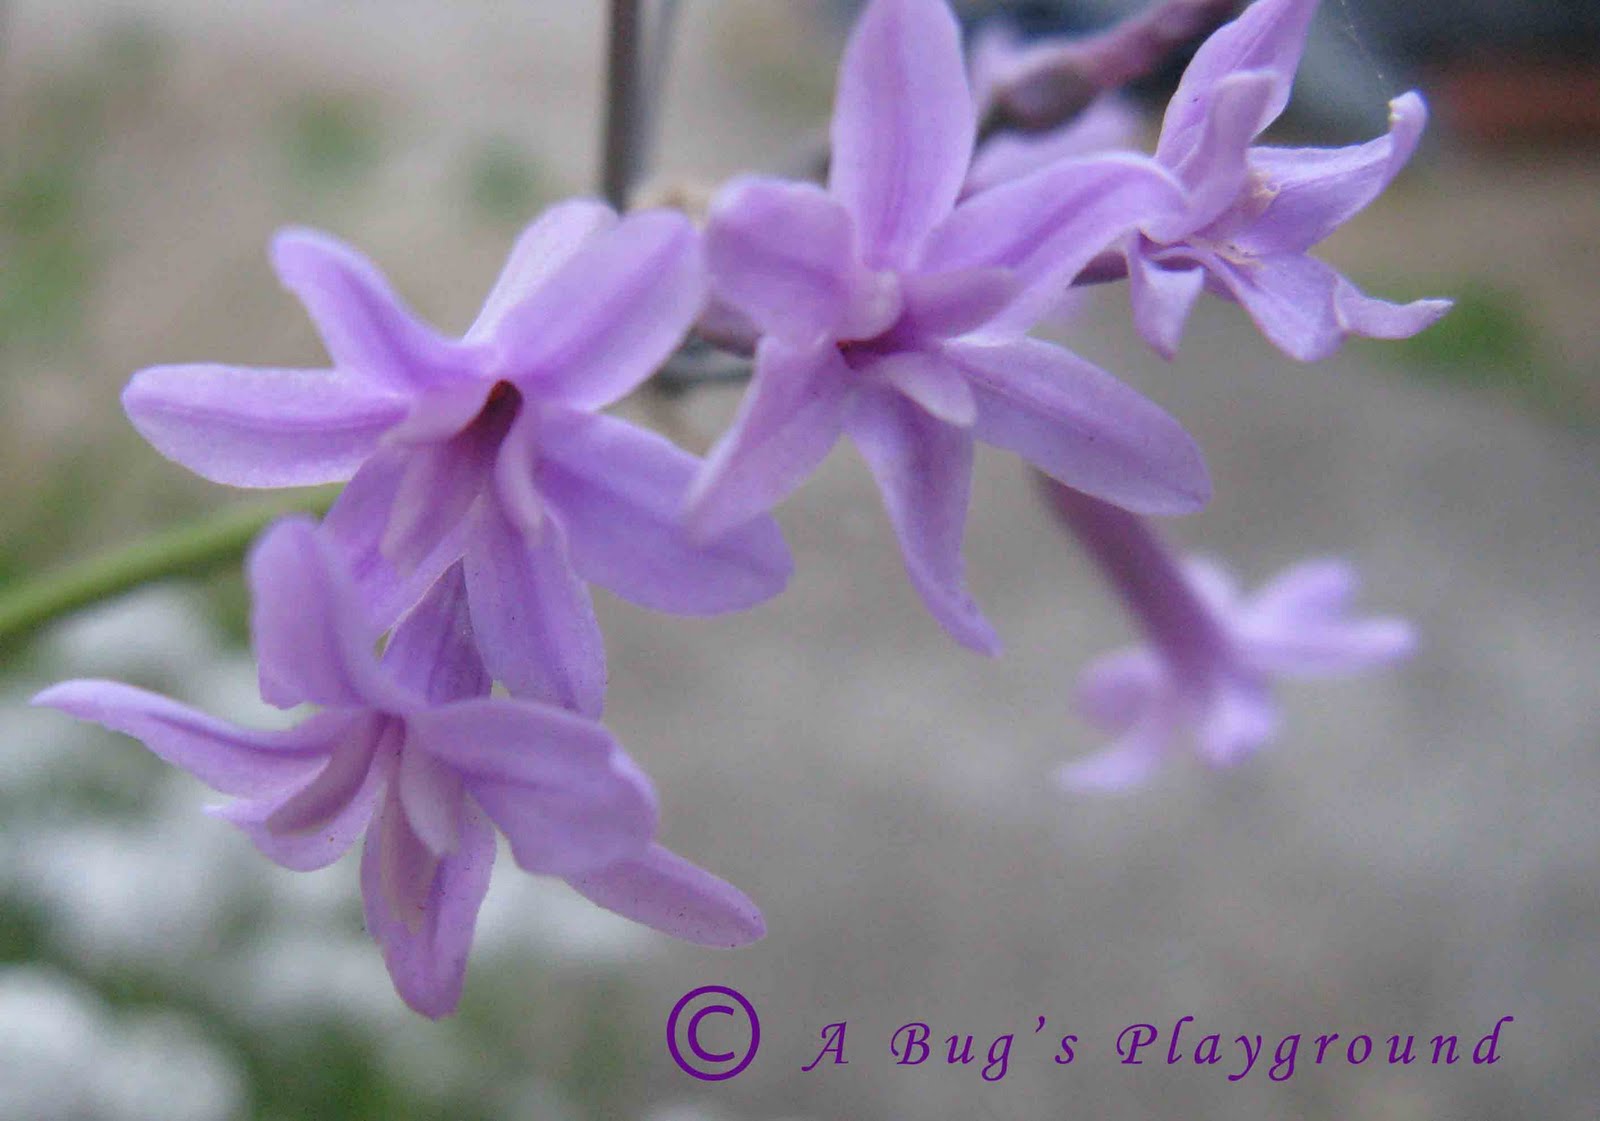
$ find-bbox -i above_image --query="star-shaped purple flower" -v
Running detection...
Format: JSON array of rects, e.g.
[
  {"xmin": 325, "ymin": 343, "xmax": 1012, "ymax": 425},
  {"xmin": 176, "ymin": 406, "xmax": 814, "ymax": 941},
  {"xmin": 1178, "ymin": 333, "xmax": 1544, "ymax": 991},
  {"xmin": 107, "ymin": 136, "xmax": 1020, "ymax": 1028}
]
[
  {"xmin": 1124, "ymin": 0, "xmax": 1452, "ymax": 360},
  {"xmin": 123, "ymin": 202, "xmax": 793, "ymax": 716},
  {"xmin": 686, "ymin": 0, "xmax": 1210, "ymax": 654},
  {"xmin": 33, "ymin": 518, "xmax": 765, "ymax": 1017},
  {"xmin": 1058, "ymin": 550, "xmax": 1415, "ymax": 792}
]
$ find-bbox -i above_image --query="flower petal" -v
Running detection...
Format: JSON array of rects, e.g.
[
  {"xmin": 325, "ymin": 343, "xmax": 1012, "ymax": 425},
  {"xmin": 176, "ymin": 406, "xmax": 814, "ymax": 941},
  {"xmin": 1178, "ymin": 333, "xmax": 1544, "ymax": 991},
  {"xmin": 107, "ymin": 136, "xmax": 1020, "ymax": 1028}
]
[
  {"xmin": 465, "ymin": 200, "xmax": 619, "ymax": 342},
  {"xmin": 1244, "ymin": 618, "xmax": 1416, "ymax": 677},
  {"xmin": 1199, "ymin": 250, "xmax": 1342, "ymax": 361},
  {"xmin": 1126, "ymin": 249, "xmax": 1206, "ymax": 359},
  {"xmin": 248, "ymin": 516, "xmax": 408, "ymax": 710},
  {"xmin": 538, "ymin": 409, "xmax": 793, "ymax": 615},
  {"xmin": 925, "ymin": 154, "xmax": 1185, "ymax": 334},
  {"xmin": 493, "ymin": 210, "xmax": 705, "ymax": 410},
  {"xmin": 567, "ymin": 844, "xmax": 766, "ymax": 948},
  {"xmin": 270, "ymin": 227, "xmax": 481, "ymax": 392},
  {"xmin": 1148, "ymin": 71, "xmax": 1278, "ymax": 238},
  {"xmin": 405, "ymin": 697, "xmax": 625, "ymax": 788},
  {"xmin": 684, "ymin": 337, "xmax": 855, "ymax": 542},
  {"xmin": 943, "ymin": 337, "xmax": 1210, "ymax": 515},
  {"xmin": 1236, "ymin": 92, "xmax": 1429, "ymax": 255},
  {"xmin": 122, "ymin": 364, "xmax": 407, "ymax": 488},
  {"xmin": 361, "ymin": 792, "xmax": 496, "ymax": 1019},
  {"xmin": 896, "ymin": 268, "xmax": 1018, "ymax": 340},
  {"xmin": 1195, "ymin": 676, "xmax": 1278, "ymax": 766},
  {"xmin": 1055, "ymin": 717, "xmax": 1172, "ymax": 793},
  {"xmin": 212, "ymin": 721, "xmax": 389, "ymax": 871},
  {"xmin": 829, "ymin": 0, "xmax": 975, "ymax": 268},
  {"xmin": 869, "ymin": 350, "xmax": 977, "ymax": 427},
  {"xmin": 1333, "ymin": 276, "xmax": 1453, "ymax": 343},
  {"xmin": 705, "ymin": 176, "xmax": 899, "ymax": 343},
  {"xmin": 1156, "ymin": 0, "xmax": 1317, "ymax": 165},
  {"xmin": 382, "ymin": 563, "xmax": 491, "ymax": 705},
  {"xmin": 323, "ymin": 450, "xmax": 475, "ymax": 630},
  {"xmin": 1074, "ymin": 647, "xmax": 1163, "ymax": 734},
  {"xmin": 463, "ymin": 500, "xmax": 606, "ymax": 717},
  {"xmin": 30, "ymin": 680, "xmax": 341, "ymax": 797},
  {"xmin": 847, "ymin": 386, "xmax": 998, "ymax": 655}
]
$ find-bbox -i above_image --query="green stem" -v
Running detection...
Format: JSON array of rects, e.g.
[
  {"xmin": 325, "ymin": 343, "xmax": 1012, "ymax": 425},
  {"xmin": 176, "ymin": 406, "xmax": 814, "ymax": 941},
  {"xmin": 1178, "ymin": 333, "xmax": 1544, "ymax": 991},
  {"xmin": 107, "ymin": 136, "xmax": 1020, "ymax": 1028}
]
[{"xmin": 0, "ymin": 491, "xmax": 335, "ymax": 649}]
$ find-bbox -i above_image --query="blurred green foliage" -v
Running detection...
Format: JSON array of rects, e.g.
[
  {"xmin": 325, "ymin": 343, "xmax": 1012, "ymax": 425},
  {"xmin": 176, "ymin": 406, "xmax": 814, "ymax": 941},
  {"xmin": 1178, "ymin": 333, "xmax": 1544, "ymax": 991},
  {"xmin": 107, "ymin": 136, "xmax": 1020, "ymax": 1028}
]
[
  {"xmin": 281, "ymin": 93, "xmax": 383, "ymax": 190},
  {"xmin": 465, "ymin": 138, "xmax": 545, "ymax": 225},
  {"xmin": 1371, "ymin": 279, "xmax": 1593, "ymax": 422}
]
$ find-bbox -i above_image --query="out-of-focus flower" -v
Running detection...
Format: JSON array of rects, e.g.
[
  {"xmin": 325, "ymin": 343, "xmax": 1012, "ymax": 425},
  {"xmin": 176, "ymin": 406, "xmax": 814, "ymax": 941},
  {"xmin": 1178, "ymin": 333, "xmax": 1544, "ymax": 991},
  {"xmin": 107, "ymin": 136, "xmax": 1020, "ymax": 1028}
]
[
  {"xmin": 689, "ymin": 0, "xmax": 1209, "ymax": 654},
  {"xmin": 35, "ymin": 518, "xmax": 763, "ymax": 1017},
  {"xmin": 1046, "ymin": 484, "xmax": 1414, "ymax": 792},
  {"xmin": 1123, "ymin": 0, "xmax": 1450, "ymax": 359},
  {"xmin": 122, "ymin": 203, "xmax": 792, "ymax": 717}
]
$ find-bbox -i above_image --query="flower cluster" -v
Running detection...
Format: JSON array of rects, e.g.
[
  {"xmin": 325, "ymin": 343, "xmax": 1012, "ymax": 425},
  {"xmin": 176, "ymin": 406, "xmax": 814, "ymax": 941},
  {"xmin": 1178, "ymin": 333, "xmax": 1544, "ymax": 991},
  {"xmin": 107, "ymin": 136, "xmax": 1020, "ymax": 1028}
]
[{"xmin": 35, "ymin": 0, "xmax": 1444, "ymax": 1016}]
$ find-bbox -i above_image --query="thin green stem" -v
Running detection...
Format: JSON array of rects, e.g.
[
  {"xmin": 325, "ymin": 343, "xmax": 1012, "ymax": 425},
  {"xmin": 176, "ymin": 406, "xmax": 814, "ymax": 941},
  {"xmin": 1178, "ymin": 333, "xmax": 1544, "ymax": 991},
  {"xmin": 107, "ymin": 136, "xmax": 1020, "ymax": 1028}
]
[{"xmin": 0, "ymin": 491, "xmax": 335, "ymax": 649}]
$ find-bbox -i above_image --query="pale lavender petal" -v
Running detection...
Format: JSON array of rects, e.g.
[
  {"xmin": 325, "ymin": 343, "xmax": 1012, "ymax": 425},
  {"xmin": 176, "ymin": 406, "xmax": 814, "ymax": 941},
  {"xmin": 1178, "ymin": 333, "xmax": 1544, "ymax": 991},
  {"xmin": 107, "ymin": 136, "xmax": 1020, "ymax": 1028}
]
[
  {"xmin": 684, "ymin": 337, "xmax": 855, "ymax": 542},
  {"xmin": 397, "ymin": 742, "xmax": 465, "ymax": 856},
  {"xmin": 30, "ymin": 680, "xmax": 341, "ymax": 797},
  {"xmin": 568, "ymin": 843, "xmax": 766, "ymax": 948},
  {"xmin": 705, "ymin": 177, "xmax": 899, "ymax": 343},
  {"xmin": 122, "ymin": 365, "xmax": 406, "ymax": 488},
  {"xmin": 1333, "ymin": 277, "xmax": 1452, "ymax": 343},
  {"xmin": 538, "ymin": 409, "xmax": 793, "ymax": 615},
  {"xmin": 463, "ymin": 499, "xmax": 605, "ymax": 717},
  {"xmin": 1127, "ymin": 249, "xmax": 1205, "ymax": 359},
  {"xmin": 379, "ymin": 433, "xmax": 492, "ymax": 582},
  {"xmin": 1195, "ymin": 677, "xmax": 1278, "ymax": 766},
  {"xmin": 382, "ymin": 564, "xmax": 491, "ymax": 705},
  {"xmin": 942, "ymin": 337, "xmax": 1210, "ymax": 515},
  {"xmin": 1156, "ymin": 0, "xmax": 1317, "ymax": 165},
  {"xmin": 493, "ymin": 210, "xmax": 705, "ymax": 410},
  {"xmin": 361, "ymin": 793, "xmax": 496, "ymax": 1019},
  {"xmin": 1147, "ymin": 72, "xmax": 1278, "ymax": 238},
  {"xmin": 247, "ymin": 516, "xmax": 408, "ymax": 710},
  {"xmin": 896, "ymin": 268, "xmax": 1018, "ymax": 340},
  {"xmin": 1244, "ymin": 617, "xmax": 1416, "ymax": 677},
  {"xmin": 492, "ymin": 400, "xmax": 546, "ymax": 537},
  {"xmin": 847, "ymin": 386, "xmax": 998, "ymax": 655},
  {"xmin": 270, "ymin": 227, "xmax": 481, "ymax": 392},
  {"xmin": 829, "ymin": 0, "xmax": 975, "ymax": 268},
  {"xmin": 213, "ymin": 722, "xmax": 389, "ymax": 871},
  {"xmin": 465, "ymin": 200, "xmax": 619, "ymax": 342},
  {"xmin": 1236, "ymin": 92, "xmax": 1429, "ymax": 255},
  {"xmin": 263, "ymin": 724, "xmax": 381, "ymax": 835},
  {"xmin": 1180, "ymin": 555, "xmax": 1242, "ymax": 615},
  {"xmin": 1074, "ymin": 648, "xmax": 1162, "ymax": 734},
  {"xmin": 1245, "ymin": 557, "xmax": 1359, "ymax": 622},
  {"xmin": 964, "ymin": 95, "xmax": 1142, "ymax": 196},
  {"xmin": 323, "ymin": 450, "xmax": 474, "ymax": 629},
  {"xmin": 405, "ymin": 697, "xmax": 624, "ymax": 788},
  {"xmin": 441, "ymin": 736, "xmax": 657, "ymax": 878},
  {"xmin": 869, "ymin": 350, "xmax": 977, "ymax": 426},
  {"xmin": 1201, "ymin": 250, "xmax": 1343, "ymax": 361},
  {"xmin": 925, "ymin": 154, "xmax": 1185, "ymax": 334},
  {"xmin": 1055, "ymin": 719, "xmax": 1171, "ymax": 793}
]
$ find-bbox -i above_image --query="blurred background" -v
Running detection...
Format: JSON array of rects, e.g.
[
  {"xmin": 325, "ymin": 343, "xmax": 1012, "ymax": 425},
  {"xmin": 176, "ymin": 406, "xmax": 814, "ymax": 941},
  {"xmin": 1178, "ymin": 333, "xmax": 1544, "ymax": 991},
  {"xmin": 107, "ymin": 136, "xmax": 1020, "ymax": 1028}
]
[{"xmin": 1, "ymin": 1, "xmax": 1596, "ymax": 1118}]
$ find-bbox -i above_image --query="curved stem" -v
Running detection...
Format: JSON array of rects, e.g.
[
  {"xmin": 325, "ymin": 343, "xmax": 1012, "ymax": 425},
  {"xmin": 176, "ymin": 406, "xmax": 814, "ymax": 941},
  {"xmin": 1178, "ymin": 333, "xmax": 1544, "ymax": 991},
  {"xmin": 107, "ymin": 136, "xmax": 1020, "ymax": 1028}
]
[{"xmin": 0, "ymin": 492, "xmax": 335, "ymax": 649}]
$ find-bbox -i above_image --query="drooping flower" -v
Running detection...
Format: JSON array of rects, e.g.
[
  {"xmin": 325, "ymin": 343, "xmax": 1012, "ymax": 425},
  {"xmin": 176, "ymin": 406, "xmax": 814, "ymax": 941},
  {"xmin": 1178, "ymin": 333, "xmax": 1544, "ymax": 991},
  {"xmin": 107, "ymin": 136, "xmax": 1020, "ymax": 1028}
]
[
  {"xmin": 687, "ymin": 0, "xmax": 1210, "ymax": 655},
  {"xmin": 1045, "ymin": 483, "xmax": 1414, "ymax": 791},
  {"xmin": 122, "ymin": 202, "xmax": 793, "ymax": 717},
  {"xmin": 1122, "ymin": 0, "xmax": 1451, "ymax": 360},
  {"xmin": 33, "ymin": 518, "xmax": 765, "ymax": 1018}
]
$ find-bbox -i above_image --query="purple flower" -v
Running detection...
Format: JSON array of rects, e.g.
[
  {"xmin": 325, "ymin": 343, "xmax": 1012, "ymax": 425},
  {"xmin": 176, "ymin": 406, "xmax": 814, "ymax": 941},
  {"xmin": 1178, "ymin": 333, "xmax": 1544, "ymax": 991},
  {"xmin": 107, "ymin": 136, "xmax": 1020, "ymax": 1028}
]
[
  {"xmin": 687, "ymin": 0, "xmax": 1209, "ymax": 654},
  {"xmin": 1047, "ymin": 485, "xmax": 1414, "ymax": 792},
  {"xmin": 1125, "ymin": 0, "xmax": 1451, "ymax": 360},
  {"xmin": 123, "ymin": 202, "xmax": 793, "ymax": 716},
  {"xmin": 32, "ymin": 518, "xmax": 765, "ymax": 1018}
]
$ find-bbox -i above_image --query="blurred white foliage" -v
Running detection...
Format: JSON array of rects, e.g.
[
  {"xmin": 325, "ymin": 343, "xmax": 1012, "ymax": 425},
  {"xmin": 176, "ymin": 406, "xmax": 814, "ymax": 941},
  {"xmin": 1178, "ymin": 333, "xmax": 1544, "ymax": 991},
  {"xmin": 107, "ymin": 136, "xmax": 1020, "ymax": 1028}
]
[{"xmin": 0, "ymin": 966, "xmax": 245, "ymax": 1121}]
